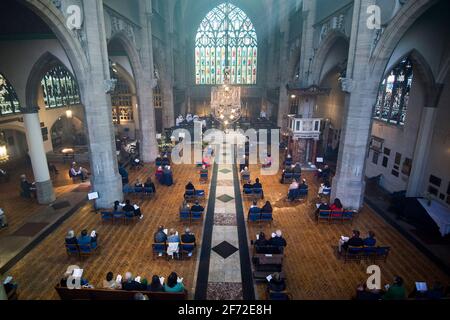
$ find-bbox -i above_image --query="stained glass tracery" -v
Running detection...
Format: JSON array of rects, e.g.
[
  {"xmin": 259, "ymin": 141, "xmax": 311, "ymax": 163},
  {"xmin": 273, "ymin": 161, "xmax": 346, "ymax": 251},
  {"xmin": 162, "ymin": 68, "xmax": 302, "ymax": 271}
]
[
  {"xmin": 373, "ymin": 56, "xmax": 413, "ymax": 126},
  {"xmin": 195, "ymin": 2, "xmax": 257, "ymax": 85},
  {"xmin": 41, "ymin": 64, "xmax": 81, "ymax": 109},
  {"xmin": 0, "ymin": 73, "xmax": 21, "ymax": 116}
]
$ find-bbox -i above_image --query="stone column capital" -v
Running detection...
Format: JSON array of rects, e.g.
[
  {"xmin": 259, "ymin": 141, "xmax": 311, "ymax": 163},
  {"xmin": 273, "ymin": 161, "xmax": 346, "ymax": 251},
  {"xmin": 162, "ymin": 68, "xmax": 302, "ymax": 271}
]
[{"xmin": 339, "ymin": 77, "xmax": 356, "ymax": 93}]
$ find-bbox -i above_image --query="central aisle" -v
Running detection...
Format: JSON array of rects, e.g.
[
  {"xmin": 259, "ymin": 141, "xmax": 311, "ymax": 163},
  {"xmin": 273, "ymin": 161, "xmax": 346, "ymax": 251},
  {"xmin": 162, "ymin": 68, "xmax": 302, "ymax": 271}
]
[{"xmin": 195, "ymin": 136, "xmax": 255, "ymax": 300}]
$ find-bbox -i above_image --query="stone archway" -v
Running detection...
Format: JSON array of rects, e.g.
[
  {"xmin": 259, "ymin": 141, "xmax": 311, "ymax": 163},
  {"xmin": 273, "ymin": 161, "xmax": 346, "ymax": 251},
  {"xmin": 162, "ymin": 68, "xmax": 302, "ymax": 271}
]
[{"xmin": 108, "ymin": 31, "xmax": 158, "ymax": 162}]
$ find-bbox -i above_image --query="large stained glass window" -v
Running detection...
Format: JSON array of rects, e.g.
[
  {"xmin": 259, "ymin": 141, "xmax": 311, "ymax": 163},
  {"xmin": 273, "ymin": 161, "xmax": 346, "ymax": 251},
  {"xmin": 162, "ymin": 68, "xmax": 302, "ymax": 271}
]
[
  {"xmin": 195, "ymin": 2, "xmax": 257, "ymax": 85},
  {"xmin": 0, "ymin": 73, "xmax": 21, "ymax": 116},
  {"xmin": 41, "ymin": 64, "xmax": 81, "ymax": 109},
  {"xmin": 373, "ymin": 56, "xmax": 413, "ymax": 126}
]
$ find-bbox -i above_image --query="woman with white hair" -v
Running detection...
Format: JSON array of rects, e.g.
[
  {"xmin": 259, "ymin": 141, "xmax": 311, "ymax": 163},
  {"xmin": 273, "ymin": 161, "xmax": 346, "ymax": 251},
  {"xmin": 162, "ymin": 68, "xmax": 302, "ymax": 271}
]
[{"xmin": 65, "ymin": 230, "xmax": 77, "ymax": 245}]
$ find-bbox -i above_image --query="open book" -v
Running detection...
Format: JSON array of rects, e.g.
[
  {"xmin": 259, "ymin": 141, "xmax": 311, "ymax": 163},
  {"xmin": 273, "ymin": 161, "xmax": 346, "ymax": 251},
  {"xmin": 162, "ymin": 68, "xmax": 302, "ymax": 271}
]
[
  {"xmin": 159, "ymin": 277, "xmax": 165, "ymax": 286},
  {"xmin": 266, "ymin": 275, "xmax": 273, "ymax": 282},
  {"xmin": 133, "ymin": 204, "xmax": 140, "ymax": 210}
]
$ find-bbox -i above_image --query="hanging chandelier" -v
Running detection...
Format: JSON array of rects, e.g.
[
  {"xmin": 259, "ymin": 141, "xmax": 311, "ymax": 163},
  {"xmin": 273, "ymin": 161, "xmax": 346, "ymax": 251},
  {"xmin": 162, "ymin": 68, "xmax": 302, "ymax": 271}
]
[{"xmin": 211, "ymin": 67, "xmax": 242, "ymax": 126}]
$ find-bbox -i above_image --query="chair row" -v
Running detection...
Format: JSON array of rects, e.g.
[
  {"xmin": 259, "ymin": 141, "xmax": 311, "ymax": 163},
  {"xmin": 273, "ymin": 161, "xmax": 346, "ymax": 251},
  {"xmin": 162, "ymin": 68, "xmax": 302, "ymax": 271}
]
[
  {"xmin": 248, "ymin": 212, "xmax": 273, "ymax": 223},
  {"xmin": 152, "ymin": 242, "xmax": 196, "ymax": 260},
  {"xmin": 342, "ymin": 246, "xmax": 391, "ymax": 263},
  {"xmin": 281, "ymin": 173, "xmax": 302, "ymax": 184},
  {"xmin": 55, "ymin": 284, "xmax": 187, "ymax": 300},
  {"xmin": 287, "ymin": 188, "xmax": 308, "ymax": 200},
  {"xmin": 316, "ymin": 210, "xmax": 356, "ymax": 224},
  {"xmin": 243, "ymin": 188, "xmax": 264, "ymax": 200},
  {"xmin": 184, "ymin": 190, "xmax": 206, "ymax": 202},
  {"xmin": 123, "ymin": 187, "xmax": 155, "ymax": 198},
  {"xmin": 179, "ymin": 210, "xmax": 204, "ymax": 222},
  {"xmin": 65, "ymin": 243, "xmax": 99, "ymax": 260},
  {"xmin": 101, "ymin": 211, "xmax": 139, "ymax": 224}
]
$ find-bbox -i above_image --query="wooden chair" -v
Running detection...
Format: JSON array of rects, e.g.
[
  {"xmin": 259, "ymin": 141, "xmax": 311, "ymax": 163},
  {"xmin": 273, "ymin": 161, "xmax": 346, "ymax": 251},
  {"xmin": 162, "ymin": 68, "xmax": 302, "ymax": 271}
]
[
  {"xmin": 180, "ymin": 242, "xmax": 196, "ymax": 259},
  {"xmin": 65, "ymin": 243, "xmax": 80, "ymax": 259},
  {"xmin": 152, "ymin": 243, "xmax": 167, "ymax": 259}
]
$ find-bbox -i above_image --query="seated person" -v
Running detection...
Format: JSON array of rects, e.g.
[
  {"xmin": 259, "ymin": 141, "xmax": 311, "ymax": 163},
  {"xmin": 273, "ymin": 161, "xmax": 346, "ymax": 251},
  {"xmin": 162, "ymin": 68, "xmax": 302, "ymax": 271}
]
[
  {"xmin": 155, "ymin": 154, "xmax": 163, "ymax": 165},
  {"xmin": 162, "ymin": 155, "xmax": 170, "ymax": 166},
  {"xmin": 180, "ymin": 200, "xmax": 190, "ymax": 212},
  {"xmin": 293, "ymin": 163, "xmax": 302, "ymax": 175},
  {"xmin": 155, "ymin": 166, "xmax": 164, "ymax": 184},
  {"xmin": 0, "ymin": 208, "xmax": 7, "ymax": 229},
  {"xmin": 248, "ymin": 200, "xmax": 261, "ymax": 218},
  {"xmin": 162, "ymin": 166, "xmax": 174, "ymax": 186},
  {"xmin": 181, "ymin": 227, "xmax": 196, "ymax": 257},
  {"xmin": 77, "ymin": 229, "xmax": 92, "ymax": 248},
  {"xmin": 268, "ymin": 272, "xmax": 286, "ymax": 292},
  {"xmin": 202, "ymin": 156, "xmax": 211, "ymax": 168},
  {"xmin": 363, "ymin": 231, "xmax": 376, "ymax": 247},
  {"xmin": 269, "ymin": 230, "xmax": 287, "ymax": 248},
  {"xmin": 164, "ymin": 272, "xmax": 185, "ymax": 293},
  {"xmin": 134, "ymin": 179, "xmax": 144, "ymax": 188},
  {"xmin": 253, "ymin": 178, "xmax": 262, "ymax": 190},
  {"xmin": 318, "ymin": 180, "xmax": 331, "ymax": 196},
  {"xmin": 284, "ymin": 154, "xmax": 292, "ymax": 166},
  {"xmin": 90, "ymin": 230, "xmax": 98, "ymax": 249},
  {"xmin": 65, "ymin": 230, "xmax": 78, "ymax": 245},
  {"xmin": 69, "ymin": 162, "xmax": 87, "ymax": 182},
  {"xmin": 122, "ymin": 183, "xmax": 134, "ymax": 194},
  {"xmin": 185, "ymin": 181, "xmax": 196, "ymax": 195},
  {"xmin": 253, "ymin": 178, "xmax": 264, "ymax": 199},
  {"xmin": 243, "ymin": 180, "xmax": 253, "ymax": 192},
  {"xmin": 288, "ymin": 180, "xmax": 299, "ymax": 191},
  {"xmin": 254, "ymin": 232, "xmax": 269, "ymax": 247},
  {"xmin": 167, "ymin": 229, "xmax": 180, "ymax": 258},
  {"xmin": 122, "ymin": 272, "xmax": 142, "ymax": 291},
  {"xmin": 199, "ymin": 165, "xmax": 208, "ymax": 178},
  {"xmin": 130, "ymin": 156, "xmax": 142, "ymax": 169},
  {"xmin": 298, "ymin": 179, "xmax": 308, "ymax": 190},
  {"xmin": 144, "ymin": 177, "xmax": 156, "ymax": 193},
  {"xmin": 148, "ymin": 275, "xmax": 164, "ymax": 292},
  {"xmin": 330, "ymin": 198, "xmax": 343, "ymax": 211},
  {"xmin": 113, "ymin": 200, "xmax": 121, "ymax": 212},
  {"xmin": 154, "ymin": 226, "xmax": 167, "ymax": 243},
  {"xmin": 20, "ymin": 174, "xmax": 36, "ymax": 198},
  {"xmin": 103, "ymin": 272, "xmax": 121, "ymax": 290},
  {"xmin": 339, "ymin": 230, "xmax": 364, "ymax": 253},
  {"xmin": 382, "ymin": 276, "xmax": 406, "ymax": 300},
  {"xmin": 262, "ymin": 154, "xmax": 272, "ymax": 168},
  {"xmin": 280, "ymin": 165, "xmax": 293, "ymax": 183},
  {"xmin": 261, "ymin": 201, "xmax": 273, "ymax": 214},
  {"xmin": 316, "ymin": 198, "xmax": 330, "ymax": 211},
  {"xmin": 122, "ymin": 199, "xmax": 143, "ymax": 219},
  {"xmin": 191, "ymin": 201, "xmax": 204, "ymax": 213},
  {"xmin": 240, "ymin": 166, "xmax": 250, "ymax": 178}
]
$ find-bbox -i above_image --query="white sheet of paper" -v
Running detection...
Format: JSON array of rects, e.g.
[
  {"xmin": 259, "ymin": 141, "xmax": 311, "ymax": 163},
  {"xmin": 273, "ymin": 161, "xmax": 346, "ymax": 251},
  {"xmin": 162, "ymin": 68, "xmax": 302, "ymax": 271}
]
[
  {"xmin": 119, "ymin": 203, "xmax": 126, "ymax": 207},
  {"xmin": 116, "ymin": 275, "xmax": 122, "ymax": 283},
  {"xmin": 87, "ymin": 192, "xmax": 99, "ymax": 200},
  {"xmin": 159, "ymin": 277, "xmax": 165, "ymax": 285},
  {"xmin": 271, "ymin": 233, "xmax": 276, "ymax": 238},
  {"xmin": 3, "ymin": 276, "xmax": 13, "ymax": 284},
  {"xmin": 266, "ymin": 275, "xmax": 273, "ymax": 282},
  {"xmin": 341, "ymin": 236, "xmax": 350, "ymax": 242},
  {"xmin": 135, "ymin": 276, "xmax": 141, "ymax": 283},
  {"xmin": 163, "ymin": 229, "xmax": 168, "ymax": 235},
  {"xmin": 316, "ymin": 204, "xmax": 321, "ymax": 208},
  {"xmin": 256, "ymin": 234, "xmax": 259, "ymax": 240},
  {"xmin": 177, "ymin": 277, "xmax": 183, "ymax": 283},
  {"xmin": 265, "ymin": 254, "xmax": 273, "ymax": 257},
  {"xmin": 133, "ymin": 205, "xmax": 140, "ymax": 210}
]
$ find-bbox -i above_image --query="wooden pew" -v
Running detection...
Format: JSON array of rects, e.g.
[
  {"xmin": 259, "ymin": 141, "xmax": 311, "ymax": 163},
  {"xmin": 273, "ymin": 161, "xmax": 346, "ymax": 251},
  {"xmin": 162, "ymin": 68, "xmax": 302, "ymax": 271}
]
[{"xmin": 55, "ymin": 284, "xmax": 188, "ymax": 300}]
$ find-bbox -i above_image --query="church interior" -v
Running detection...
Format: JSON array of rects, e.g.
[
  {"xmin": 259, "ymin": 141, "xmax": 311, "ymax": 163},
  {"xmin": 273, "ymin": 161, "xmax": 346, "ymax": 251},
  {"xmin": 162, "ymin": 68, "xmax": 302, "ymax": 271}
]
[{"xmin": 0, "ymin": 0, "xmax": 450, "ymax": 301}]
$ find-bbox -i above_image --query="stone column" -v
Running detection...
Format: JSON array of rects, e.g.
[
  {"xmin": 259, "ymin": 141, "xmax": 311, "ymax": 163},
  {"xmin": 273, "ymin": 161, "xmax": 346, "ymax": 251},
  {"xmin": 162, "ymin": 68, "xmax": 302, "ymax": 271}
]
[
  {"xmin": 162, "ymin": 76, "xmax": 175, "ymax": 128},
  {"xmin": 298, "ymin": 0, "xmax": 317, "ymax": 86},
  {"xmin": 23, "ymin": 111, "xmax": 55, "ymax": 204},
  {"xmin": 137, "ymin": 0, "xmax": 159, "ymax": 162},
  {"xmin": 331, "ymin": 0, "xmax": 378, "ymax": 210},
  {"xmin": 82, "ymin": 0, "xmax": 123, "ymax": 208},
  {"xmin": 406, "ymin": 107, "xmax": 438, "ymax": 197},
  {"xmin": 276, "ymin": 0, "xmax": 290, "ymax": 128}
]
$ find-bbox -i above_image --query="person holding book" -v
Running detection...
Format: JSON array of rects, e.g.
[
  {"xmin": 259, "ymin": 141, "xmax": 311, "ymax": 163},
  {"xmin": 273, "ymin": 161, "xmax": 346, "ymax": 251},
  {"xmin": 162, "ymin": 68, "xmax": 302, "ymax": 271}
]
[
  {"xmin": 103, "ymin": 272, "xmax": 121, "ymax": 290},
  {"xmin": 149, "ymin": 275, "xmax": 165, "ymax": 292},
  {"xmin": 122, "ymin": 272, "xmax": 142, "ymax": 291},
  {"xmin": 382, "ymin": 276, "xmax": 406, "ymax": 300},
  {"xmin": 338, "ymin": 230, "xmax": 364, "ymax": 253},
  {"xmin": 267, "ymin": 273, "xmax": 286, "ymax": 292},
  {"xmin": 154, "ymin": 226, "xmax": 167, "ymax": 243}
]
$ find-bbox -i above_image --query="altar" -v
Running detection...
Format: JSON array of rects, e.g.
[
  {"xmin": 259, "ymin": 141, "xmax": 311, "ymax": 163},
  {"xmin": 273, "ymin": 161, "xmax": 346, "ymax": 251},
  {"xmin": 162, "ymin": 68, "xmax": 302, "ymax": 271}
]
[{"xmin": 417, "ymin": 198, "xmax": 450, "ymax": 237}]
